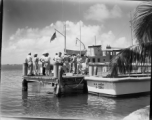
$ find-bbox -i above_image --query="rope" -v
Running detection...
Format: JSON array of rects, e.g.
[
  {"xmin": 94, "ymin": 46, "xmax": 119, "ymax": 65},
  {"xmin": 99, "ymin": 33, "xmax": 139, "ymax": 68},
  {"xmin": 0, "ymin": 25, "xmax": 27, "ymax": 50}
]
[{"xmin": 65, "ymin": 77, "xmax": 84, "ymax": 89}]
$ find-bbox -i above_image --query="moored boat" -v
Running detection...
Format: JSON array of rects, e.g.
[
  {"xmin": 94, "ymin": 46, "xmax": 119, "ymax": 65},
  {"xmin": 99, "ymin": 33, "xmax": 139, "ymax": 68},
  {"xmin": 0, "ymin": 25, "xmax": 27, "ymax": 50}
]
[{"xmin": 85, "ymin": 63, "xmax": 151, "ymax": 97}]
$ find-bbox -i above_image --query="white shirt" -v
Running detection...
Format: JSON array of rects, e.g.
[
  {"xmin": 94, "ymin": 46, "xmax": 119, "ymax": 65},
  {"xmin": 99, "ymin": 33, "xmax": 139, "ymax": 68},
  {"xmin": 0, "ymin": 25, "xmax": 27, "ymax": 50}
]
[
  {"xmin": 56, "ymin": 56, "xmax": 63, "ymax": 63},
  {"xmin": 26, "ymin": 55, "xmax": 32, "ymax": 63},
  {"xmin": 33, "ymin": 57, "xmax": 39, "ymax": 64},
  {"xmin": 45, "ymin": 56, "xmax": 50, "ymax": 63}
]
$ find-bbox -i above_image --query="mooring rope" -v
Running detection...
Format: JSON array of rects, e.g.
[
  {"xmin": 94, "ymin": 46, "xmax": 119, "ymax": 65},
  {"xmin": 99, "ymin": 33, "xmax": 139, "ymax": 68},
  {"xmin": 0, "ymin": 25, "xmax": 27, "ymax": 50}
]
[{"xmin": 65, "ymin": 78, "xmax": 84, "ymax": 89}]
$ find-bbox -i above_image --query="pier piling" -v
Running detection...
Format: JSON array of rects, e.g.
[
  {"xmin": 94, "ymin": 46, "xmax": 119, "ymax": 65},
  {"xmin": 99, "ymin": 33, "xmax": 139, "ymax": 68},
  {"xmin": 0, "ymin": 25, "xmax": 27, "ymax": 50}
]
[
  {"xmin": 23, "ymin": 63, "xmax": 28, "ymax": 76},
  {"xmin": 22, "ymin": 79, "xmax": 28, "ymax": 91},
  {"xmin": 54, "ymin": 66, "xmax": 64, "ymax": 97}
]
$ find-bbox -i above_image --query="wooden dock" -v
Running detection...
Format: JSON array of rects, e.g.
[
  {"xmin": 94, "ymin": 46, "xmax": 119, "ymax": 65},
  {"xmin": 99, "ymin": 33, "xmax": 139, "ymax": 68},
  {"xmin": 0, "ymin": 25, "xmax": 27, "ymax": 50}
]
[{"xmin": 22, "ymin": 63, "xmax": 88, "ymax": 97}]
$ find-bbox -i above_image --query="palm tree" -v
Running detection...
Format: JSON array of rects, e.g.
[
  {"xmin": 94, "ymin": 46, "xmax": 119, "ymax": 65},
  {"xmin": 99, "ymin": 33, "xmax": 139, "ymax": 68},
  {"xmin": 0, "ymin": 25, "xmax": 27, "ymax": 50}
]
[{"xmin": 108, "ymin": 1, "xmax": 152, "ymax": 77}]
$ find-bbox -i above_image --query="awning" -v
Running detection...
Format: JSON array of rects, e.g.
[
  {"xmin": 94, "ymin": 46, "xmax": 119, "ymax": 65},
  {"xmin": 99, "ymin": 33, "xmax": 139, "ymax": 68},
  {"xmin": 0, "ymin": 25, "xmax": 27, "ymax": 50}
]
[{"xmin": 65, "ymin": 49, "xmax": 87, "ymax": 55}]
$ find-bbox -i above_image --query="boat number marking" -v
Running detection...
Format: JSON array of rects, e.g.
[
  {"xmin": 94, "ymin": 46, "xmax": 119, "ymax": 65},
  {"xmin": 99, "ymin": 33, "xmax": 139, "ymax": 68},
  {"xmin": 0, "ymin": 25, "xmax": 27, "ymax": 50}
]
[
  {"xmin": 98, "ymin": 83, "xmax": 104, "ymax": 89},
  {"xmin": 94, "ymin": 83, "xmax": 104, "ymax": 89}
]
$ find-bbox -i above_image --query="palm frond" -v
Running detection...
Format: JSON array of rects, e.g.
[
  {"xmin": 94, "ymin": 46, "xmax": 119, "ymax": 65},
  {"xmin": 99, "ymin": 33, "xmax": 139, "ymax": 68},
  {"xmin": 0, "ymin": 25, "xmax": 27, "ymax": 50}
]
[
  {"xmin": 133, "ymin": 1, "xmax": 152, "ymax": 44},
  {"xmin": 108, "ymin": 42, "xmax": 152, "ymax": 77}
]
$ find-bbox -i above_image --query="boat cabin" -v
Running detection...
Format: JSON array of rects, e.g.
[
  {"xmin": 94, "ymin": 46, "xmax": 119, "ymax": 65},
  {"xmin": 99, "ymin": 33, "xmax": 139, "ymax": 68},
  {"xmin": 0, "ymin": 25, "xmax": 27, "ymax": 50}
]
[{"xmin": 87, "ymin": 45, "xmax": 122, "ymax": 63}]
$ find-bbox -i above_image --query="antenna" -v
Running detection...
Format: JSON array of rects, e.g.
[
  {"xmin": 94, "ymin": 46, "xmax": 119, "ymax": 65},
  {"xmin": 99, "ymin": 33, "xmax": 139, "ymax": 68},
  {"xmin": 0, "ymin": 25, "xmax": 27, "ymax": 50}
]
[{"xmin": 95, "ymin": 36, "xmax": 96, "ymax": 45}]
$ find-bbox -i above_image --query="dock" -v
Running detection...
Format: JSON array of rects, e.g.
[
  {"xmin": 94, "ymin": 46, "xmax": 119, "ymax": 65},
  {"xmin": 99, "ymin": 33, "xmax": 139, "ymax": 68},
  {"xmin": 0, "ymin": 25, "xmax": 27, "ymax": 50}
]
[{"xmin": 22, "ymin": 63, "xmax": 88, "ymax": 97}]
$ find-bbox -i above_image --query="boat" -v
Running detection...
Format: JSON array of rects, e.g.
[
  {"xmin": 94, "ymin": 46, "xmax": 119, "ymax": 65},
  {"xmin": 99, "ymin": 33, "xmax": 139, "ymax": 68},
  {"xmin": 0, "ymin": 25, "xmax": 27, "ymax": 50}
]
[
  {"xmin": 85, "ymin": 63, "xmax": 151, "ymax": 97},
  {"xmin": 84, "ymin": 45, "xmax": 151, "ymax": 97}
]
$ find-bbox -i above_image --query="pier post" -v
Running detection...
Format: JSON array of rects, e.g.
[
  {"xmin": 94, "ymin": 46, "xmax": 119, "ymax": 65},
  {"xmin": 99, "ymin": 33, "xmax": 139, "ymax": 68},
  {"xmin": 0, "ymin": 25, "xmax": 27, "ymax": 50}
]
[
  {"xmin": 23, "ymin": 63, "xmax": 28, "ymax": 76},
  {"xmin": 83, "ymin": 80, "xmax": 88, "ymax": 93},
  {"xmin": 22, "ymin": 79, "xmax": 28, "ymax": 91},
  {"xmin": 89, "ymin": 63, "xmax": 94, "ymax": 76},
  {"xmin": 54, "ymin": 66, "xmax": 64, "ymax": 97},
  {"xmin": 54, "ymin": 63, "xmax": 59, "ymax": 78}
]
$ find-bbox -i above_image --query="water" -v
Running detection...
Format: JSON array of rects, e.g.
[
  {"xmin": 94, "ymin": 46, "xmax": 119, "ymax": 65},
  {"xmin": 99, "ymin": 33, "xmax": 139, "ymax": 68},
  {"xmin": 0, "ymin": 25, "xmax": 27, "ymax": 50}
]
[{"xmin": 0, "ymin": 65, "xmax": 150, "ymax": 120}]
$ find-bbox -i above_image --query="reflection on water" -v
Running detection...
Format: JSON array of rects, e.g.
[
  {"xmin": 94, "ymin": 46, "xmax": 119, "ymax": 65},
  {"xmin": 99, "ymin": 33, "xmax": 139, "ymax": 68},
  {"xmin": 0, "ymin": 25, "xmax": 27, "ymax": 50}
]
[{"xmin": 1, "ymin": 69, "xmax": 150, "ymax": 120}]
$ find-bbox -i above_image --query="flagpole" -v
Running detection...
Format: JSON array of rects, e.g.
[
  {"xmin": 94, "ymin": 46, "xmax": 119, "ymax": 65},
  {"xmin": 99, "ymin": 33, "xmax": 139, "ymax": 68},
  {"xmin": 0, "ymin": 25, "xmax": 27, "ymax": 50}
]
[
  {"xmin": 65, "ymin": 22, "xmax": 66, "ymax": 54},
  {"xmin": 80, "ymin": 22, "xmax": 81, "ymax": 55},
  {"xmin": 76, "ymin": 38, "xmax": 86, "ymax": 50}
]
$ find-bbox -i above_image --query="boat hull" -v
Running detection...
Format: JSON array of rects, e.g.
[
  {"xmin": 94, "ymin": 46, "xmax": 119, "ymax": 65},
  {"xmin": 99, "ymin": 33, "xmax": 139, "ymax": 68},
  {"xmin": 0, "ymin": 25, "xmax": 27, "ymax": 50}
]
[{"xmin": 85, "ymin": 76, "xmax": 151, "ymax": 97}]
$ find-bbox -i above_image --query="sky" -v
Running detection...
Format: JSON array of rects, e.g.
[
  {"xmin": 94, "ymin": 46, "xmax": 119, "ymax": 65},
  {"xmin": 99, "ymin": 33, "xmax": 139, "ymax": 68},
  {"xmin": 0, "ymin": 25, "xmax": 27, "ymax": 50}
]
[{"xmin": 2, "ymin": 0, "xmax": 142, "ymax": 64}]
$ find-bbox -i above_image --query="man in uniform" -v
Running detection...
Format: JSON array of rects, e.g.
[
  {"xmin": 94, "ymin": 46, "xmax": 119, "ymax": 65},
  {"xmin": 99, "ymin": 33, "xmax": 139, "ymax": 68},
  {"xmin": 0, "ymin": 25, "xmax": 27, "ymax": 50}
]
[
  {"xmin": 33, "ymin": 54, "xmax": 39, "ymax": 75},
  {"xmin": 44, "ymin": 53, "xmax": 51, "ymax": 76},
  {"xmin": 40, "ymin": 53, "xmax": 46, "ymax": 75},
  {"xmin": 25, "ymin": 53, "xmax": 33, "ymax": 75}
]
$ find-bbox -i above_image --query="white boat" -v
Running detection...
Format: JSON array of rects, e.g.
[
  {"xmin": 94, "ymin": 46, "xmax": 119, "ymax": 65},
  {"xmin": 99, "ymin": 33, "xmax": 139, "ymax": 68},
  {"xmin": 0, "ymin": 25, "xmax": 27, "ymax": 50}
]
[
  {"xmin": 85, "ymin": 75, "xmax": 150, "ymax": 97},
  {"xmin": 84, "ymin": 63, "xmax": 151, "ymax": 97}
]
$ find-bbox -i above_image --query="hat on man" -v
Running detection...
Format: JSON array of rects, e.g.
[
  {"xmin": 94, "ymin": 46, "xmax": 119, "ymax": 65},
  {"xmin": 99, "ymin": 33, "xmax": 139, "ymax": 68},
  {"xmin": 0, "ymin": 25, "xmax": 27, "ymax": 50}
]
[
  {"xmin": 46, "ymin": 53, "xmax": 49, "ymax": 56},
  {"xmin": 34, "ymin": 54, "xmax": 37, "ymax": 57},
  {"xmin": 28, "ymin": 53, "xmax": 31, "ymax": 55}
]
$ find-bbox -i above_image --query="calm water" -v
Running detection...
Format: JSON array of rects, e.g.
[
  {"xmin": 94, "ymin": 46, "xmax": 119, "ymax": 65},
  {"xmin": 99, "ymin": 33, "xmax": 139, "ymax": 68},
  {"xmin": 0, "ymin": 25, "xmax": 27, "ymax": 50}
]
[{"xmin": 0, "ymin": 66, "xmax": 150, "ymax": 120}]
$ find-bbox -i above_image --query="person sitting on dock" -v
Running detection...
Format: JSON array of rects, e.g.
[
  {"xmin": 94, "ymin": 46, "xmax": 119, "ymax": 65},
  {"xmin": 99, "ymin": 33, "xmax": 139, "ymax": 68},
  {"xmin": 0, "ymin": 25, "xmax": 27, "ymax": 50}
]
[
  {"xmin": 33, "ymin": 54, "xmax": 39, "ymax": 75},
  {"xmin": 26, "ymin": 53, "xmax": 33, "ymax": 76},
  {"xmin": 40, "ymin": 53, "xmax": 46, "ymax": 75},
  {"xmin": 44, "ymin": 53, "xmax": 51, "ymax": 76}
]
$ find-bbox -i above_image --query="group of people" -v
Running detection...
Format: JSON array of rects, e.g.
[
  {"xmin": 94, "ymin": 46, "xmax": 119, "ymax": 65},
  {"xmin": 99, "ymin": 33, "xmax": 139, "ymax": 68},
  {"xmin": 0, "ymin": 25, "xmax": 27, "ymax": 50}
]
[
  {"xmin": 53, "ymin": 52, "xmax": 89, "ymax": 74},
  {"xmin": 25, "ymin": 52, "xmax": 51, "ymax": 76},
  {"xmin": 25, "ymin": 51, "xmax": 89, "ymax": 76}
]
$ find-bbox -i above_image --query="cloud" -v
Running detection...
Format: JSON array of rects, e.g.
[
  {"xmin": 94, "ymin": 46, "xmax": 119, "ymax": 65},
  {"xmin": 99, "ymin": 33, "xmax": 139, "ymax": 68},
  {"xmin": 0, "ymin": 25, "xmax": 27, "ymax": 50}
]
[
  {"xmin": 2, "ymin": 21, "xmax": 130, "ymax": 64},
  {"xmin": 99, "ymin": 31, "xmax": 130, "ymax": 49},
  {"xmin": 84, "ymin": 4, "xmax": 122, "ymax": 22}
]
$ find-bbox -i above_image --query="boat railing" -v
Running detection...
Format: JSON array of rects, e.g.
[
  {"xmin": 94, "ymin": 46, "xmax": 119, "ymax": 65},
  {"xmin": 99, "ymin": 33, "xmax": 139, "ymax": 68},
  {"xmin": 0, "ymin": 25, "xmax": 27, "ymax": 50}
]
[{"xmin": 88, "ymin": 62, "xmax": 151, "ymax": 77}]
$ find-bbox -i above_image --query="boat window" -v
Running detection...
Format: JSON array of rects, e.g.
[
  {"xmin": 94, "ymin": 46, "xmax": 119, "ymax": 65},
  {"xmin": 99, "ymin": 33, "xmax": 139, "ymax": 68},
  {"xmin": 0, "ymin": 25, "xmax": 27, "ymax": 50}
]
[
  {"xmin": 98, "ymin": 58, "xmax": 100, "ymax": 62},
  {"xmin": 103, "ymin": 51, "xmax": 106, "ymax": 56},
  {"xmin": 103, "ymin": 59, "xmax": 105, "ymax": 62},
  {"xmin": 93, "ymin": 58, "xmax": 95, "ymax": 63}
]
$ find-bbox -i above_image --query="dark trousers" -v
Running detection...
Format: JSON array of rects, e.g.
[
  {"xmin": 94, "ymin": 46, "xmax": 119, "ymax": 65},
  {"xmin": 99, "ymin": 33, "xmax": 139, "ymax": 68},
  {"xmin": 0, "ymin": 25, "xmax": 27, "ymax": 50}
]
[{"xmin": 43, "ymin": 67, "xmax": 45, "ymax": 75}]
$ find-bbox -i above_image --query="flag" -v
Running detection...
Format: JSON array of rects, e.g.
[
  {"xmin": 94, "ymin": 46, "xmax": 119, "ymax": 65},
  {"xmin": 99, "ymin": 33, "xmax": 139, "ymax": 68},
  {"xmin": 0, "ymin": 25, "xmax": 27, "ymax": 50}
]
[{"xmin": 50, "ymin": 32, "xmax": 56, "ymax": 42}]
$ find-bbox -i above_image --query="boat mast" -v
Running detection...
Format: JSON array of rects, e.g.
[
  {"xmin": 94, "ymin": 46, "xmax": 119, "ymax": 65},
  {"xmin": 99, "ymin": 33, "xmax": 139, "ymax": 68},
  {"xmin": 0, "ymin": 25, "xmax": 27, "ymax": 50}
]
[
  {"xmin": 130, "ymin": 11, "xmax": 133, "ymax": 46},
  {"xmin": 80, "ymin": 22, "xmax": 81, "ymax": 55},
  {"xmin": 65, "ymin": 22, "xmax": 66, "ymax": 53},
  {"xmin": 79, "ymin": 0, "xmax": 81, "ymax": 56}
]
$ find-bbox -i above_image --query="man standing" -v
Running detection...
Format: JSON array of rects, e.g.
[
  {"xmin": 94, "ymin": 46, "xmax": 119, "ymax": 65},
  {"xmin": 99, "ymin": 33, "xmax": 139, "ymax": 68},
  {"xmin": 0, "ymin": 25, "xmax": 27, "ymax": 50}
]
[
  {"xmin": 76, "ymin": 54, "xmax": 82, "ymax": 74},
  {"xmin": 33, "ymin": 54, "xmax": 39, "ymax": 75},
  {"xmin": 62, "ymin": 53, "xmax": 70, "ymax": 72},
  {"xmin": 53, "ymin": 53, "xmax": 58, "ymax": 62},
  {"xmin": 25, "ymin": 53, "xmax": 33, "ymax": 75},
  {"xmin": 40, "ymin": 53, "xmax": 46, "ymax": 75},
  {"xmin": 44, "ymin": 53, "xmax": 51, "ymax": 76},
  {"xmin": 56, "ymin": 52, "xmax": 63, "ymax": 64},
  {"xmin": 70, "ymin": 54, "xmax": 77, "ymax": 74}
]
